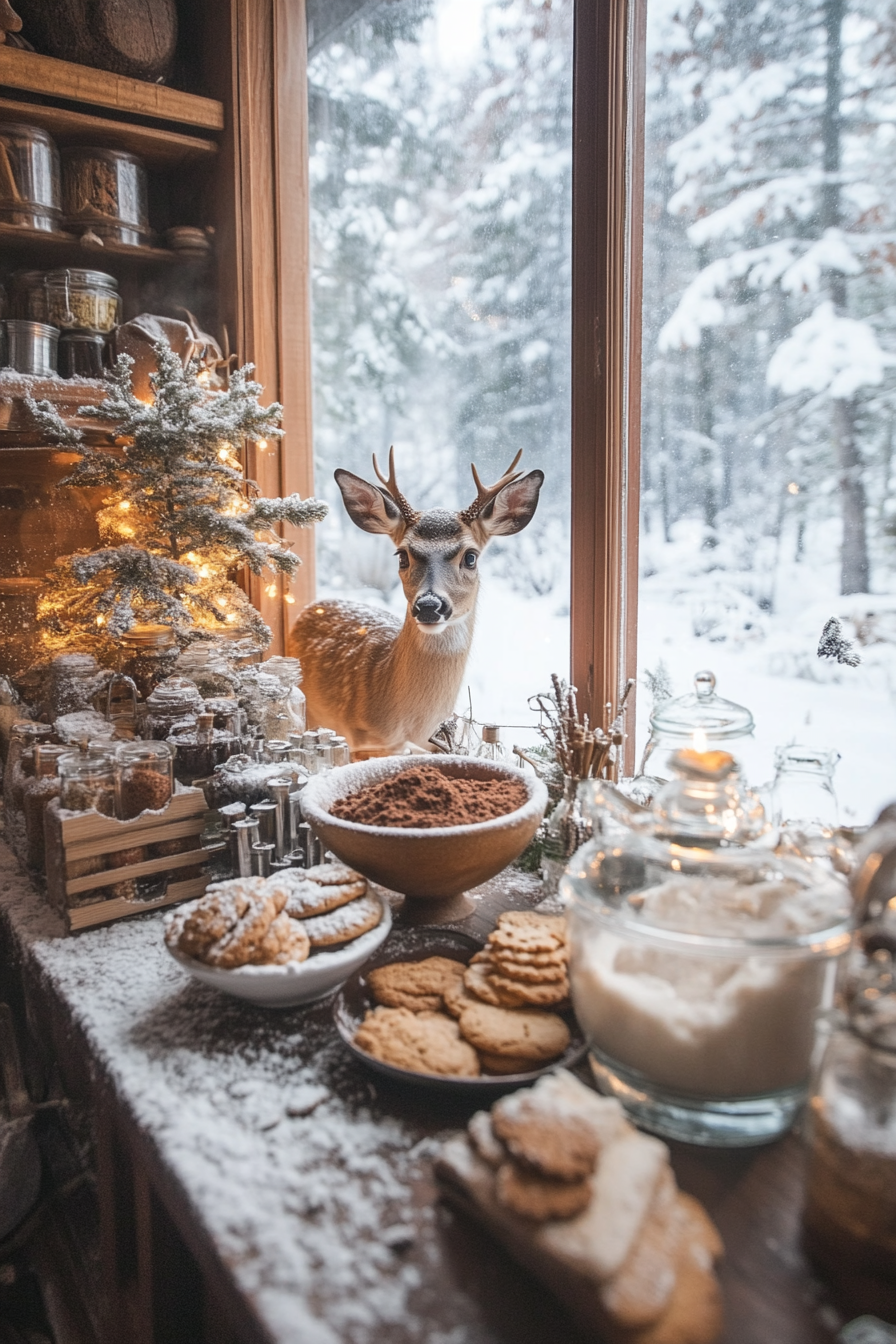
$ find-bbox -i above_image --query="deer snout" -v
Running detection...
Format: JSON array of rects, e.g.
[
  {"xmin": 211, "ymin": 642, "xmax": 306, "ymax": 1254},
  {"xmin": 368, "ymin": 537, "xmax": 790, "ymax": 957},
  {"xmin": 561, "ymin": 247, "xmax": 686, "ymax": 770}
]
[{"xmin": 412, "ymin": 591, "xmax": 451, "ymax": 624}]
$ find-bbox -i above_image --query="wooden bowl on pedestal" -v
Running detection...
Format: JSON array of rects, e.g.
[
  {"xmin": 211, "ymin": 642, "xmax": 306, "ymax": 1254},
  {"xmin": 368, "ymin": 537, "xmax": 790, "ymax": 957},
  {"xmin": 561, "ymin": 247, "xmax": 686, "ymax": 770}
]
[{"xmin": 300, "ymin": 755, "xmax": 548, "ymax": 922}]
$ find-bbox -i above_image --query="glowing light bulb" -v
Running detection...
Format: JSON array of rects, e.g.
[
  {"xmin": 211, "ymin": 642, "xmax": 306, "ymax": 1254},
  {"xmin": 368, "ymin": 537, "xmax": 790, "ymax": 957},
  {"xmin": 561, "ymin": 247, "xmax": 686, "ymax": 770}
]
[
  {"xmin": 118, "ymin": 500, "xmax": 131, "ymax": 511},
  {"xmin": 693, "ymin": 728, "xmax": 708, "ymax": 754},
  {"xmin": 218, "ymin": 447, "xmax": 231, "ymax": 460},
  {"xmin": 118, "ymin": 524, "xmax": 134, "ymax": 537},
  {"xmin": 284, "ymin": 593, "xmax": 295, "ymax": 604},
  {"xmin": 257, "ymin": 438, "xmax": 268, "ymax": 451},
  {"xmin": 216, "ymin": 596, "xmax": 228, "ymax": 608},
  {"xmin": 185, "ymin": 552, "xmax": 199, "ymax": 563},
  {"xmin": 96, "ymin": 615, "xmax": 105, "ymax": 627},
  {"xmin": 225, "ymin": 613, "xmax": 237, "ymax": 623},
  {"xmin": 199, "ymin": 566, "xmax": 210, "ymax": 578},
  {"xmin": 265, "ymin": 583, "xmax": 278, "ymax": 598}
]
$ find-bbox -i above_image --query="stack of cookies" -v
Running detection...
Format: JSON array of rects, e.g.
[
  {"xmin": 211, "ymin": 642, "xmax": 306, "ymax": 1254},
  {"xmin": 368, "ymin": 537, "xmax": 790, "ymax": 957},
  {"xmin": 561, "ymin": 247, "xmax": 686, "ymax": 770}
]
[
  {"xmin": 352, "ymin": 912, "xmax": 572, "ymax": 1078},
  {"xmin": 165, "ymin": 863, "xmax": 383, "ymax": 969},
  {"xmin": 436, "ymin": 1071, "xmax": 724, "ymax": 1344}
]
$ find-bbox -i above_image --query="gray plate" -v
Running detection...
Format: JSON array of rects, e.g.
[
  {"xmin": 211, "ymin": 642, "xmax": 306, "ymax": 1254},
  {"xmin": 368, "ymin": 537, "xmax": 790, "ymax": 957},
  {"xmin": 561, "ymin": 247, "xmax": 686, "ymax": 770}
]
[{"xmin": 333, "ymin": 925, "xmax": 586, "ymax": 1094}]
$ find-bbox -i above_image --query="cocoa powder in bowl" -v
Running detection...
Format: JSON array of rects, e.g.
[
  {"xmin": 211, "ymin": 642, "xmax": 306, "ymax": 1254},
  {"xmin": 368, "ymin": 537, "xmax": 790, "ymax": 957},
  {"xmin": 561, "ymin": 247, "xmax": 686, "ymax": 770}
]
[{"xmin": 330, "ymin": 764, "xmax": 528, "ymax": 829}]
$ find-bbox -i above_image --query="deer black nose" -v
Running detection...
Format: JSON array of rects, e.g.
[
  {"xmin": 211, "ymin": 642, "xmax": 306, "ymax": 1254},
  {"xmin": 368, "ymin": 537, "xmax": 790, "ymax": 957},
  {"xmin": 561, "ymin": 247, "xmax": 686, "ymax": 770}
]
[{"xmin": 413, "ymin": 592, "xmax": 450, "ymax": 624}]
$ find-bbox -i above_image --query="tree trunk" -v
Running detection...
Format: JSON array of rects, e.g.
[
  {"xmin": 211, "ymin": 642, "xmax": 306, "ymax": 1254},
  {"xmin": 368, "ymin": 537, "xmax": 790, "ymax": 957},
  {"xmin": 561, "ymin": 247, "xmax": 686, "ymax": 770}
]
[
  {"xmin": 823, "ymin": 0, "xmax": 871, "ymax": 594},
  {"xmin": 832, "ymin": 397, "xmax": 871, "ymax": 594}
]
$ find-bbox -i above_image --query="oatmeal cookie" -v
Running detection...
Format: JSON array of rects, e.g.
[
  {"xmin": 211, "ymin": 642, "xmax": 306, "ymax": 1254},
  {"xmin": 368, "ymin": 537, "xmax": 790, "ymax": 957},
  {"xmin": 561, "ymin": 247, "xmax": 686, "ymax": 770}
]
[
  {"xmin": 204, "ymin": 885, "xmax": 288, "ymax": 968},
  {"xmin": 468, "ymin": 1111, "xmax": 507, "ymax": 1167},
  {"xmin": 272, "ymin": 869, "xmax": 364, "ymax": 919},
  {"xmin": 458, "ymin": 1001, "xmax": 570, "ymax": 1062},
  {"xmin": 171, "ymin": 879, "xmax": 265, "ymax": 960},
  {"xmin": 254, "ymin": 911, "xmax": 311, "ymax": 966},
  {"xmin": 443, "ymin": 976, "xmax": 482, "ymax": 1018},
  {"xmin": 495, "ymin": 1161, "xmax": 591, "ymax": 1221},
  {"xmin": 489, "ymin": 954, "xmax": 568, "ymax": 983},
  {"xmin": 489, "ymin": 911, "xmax": 567, "ymax": 953},
  {"xmin": 485, "ymin": 970, "xmax": 570, "ymax": 1007},
  {"xmin": 354, "ymin": 1007, "xmax": 480, "ymax": 1076},
  {"xmin": 368, "ymin": 956, "xmax": 466, "ymax": 1011},
  {"xmin": 304, "ymin": 861, "xmax": 367, "ymax": 887},
  {"xmin": 477, "ymin": 1051, "xmax": 539, "ymax": 1076},
  {"xmin": 302, "ymin": 893, "xmax": 383, "ymax": 947},
  {"xmin": 463, "ymin": 961, "xmax": 527, "ymax": 1007}
]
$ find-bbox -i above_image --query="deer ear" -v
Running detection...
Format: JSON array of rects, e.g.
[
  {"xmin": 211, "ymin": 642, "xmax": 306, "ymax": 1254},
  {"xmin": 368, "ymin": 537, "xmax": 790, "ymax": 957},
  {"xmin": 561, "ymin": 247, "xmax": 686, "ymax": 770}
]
[
  {"xmin": 479, "ymin": 469, "xmax": 544, "ymax": 537},
  {"xmin": 335, "ymin": 469, "xmax": 404, "ymax": 537}
]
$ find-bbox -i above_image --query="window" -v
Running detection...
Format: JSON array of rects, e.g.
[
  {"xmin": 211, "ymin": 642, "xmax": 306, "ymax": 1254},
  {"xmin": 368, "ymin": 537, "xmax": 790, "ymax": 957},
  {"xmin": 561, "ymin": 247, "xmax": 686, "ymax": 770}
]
[
  {"xmin": 638, "ymin": 0, "xmax": 896, "ymax": 821},
  {"xmin": 306, "ymin": 0, "xmax": 573, "ymax": 734}
]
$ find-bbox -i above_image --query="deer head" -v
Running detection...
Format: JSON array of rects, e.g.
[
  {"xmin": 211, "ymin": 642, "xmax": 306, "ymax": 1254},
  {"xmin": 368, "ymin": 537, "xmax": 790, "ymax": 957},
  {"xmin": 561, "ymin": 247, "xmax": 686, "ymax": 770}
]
[{"xmin": 334, "ymin": 449, "xmax": 544, "ymax": 632}]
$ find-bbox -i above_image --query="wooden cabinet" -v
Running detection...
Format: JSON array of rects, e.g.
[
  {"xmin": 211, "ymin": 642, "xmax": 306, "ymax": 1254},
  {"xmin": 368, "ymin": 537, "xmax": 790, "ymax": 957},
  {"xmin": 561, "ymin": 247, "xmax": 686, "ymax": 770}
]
[{"xmin": 0, "ymin": 0, "xmax": 313, "ymax": 654}]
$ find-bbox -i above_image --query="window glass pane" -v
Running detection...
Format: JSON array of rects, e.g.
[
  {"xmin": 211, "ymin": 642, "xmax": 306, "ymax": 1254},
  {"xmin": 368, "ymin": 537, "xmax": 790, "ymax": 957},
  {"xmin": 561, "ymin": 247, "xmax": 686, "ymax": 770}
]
[
  {"xmin": 307, "ymin": 0, "xmax": 572, "ymax": 738},
  {"xmin": 638, "ymin": 0, "xmax": 896, "ymax": 823}
]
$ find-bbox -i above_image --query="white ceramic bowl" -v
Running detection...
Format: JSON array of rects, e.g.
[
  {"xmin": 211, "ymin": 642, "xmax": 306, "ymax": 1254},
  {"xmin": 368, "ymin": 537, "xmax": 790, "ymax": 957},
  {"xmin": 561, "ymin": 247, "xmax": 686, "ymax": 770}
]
[{"xmin": 164, "ymin": 893, "xmax": 392, "ymax": 1008}]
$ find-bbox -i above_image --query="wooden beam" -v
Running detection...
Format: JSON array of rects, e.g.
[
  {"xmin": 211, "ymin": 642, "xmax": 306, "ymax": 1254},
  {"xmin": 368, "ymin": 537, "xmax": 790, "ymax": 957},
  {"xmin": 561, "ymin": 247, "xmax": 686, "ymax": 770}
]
[
  {"xmin": 570, "ymin": 0, "xmax": 646, "ymax": 773},
  {"xmin": 273, "ymin": 0, "xmax": 317, "ymax": 626},
  {"xmin": 0, "ymin": 47, "xmax": 224, "ymax": 130}
]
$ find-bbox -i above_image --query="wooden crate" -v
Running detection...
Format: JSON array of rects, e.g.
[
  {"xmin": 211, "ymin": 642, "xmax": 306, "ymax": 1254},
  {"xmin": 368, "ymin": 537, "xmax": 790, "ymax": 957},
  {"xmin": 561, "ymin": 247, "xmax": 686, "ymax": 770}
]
[{"xmin": 44, "ymin": 787, "xmax": 209, "ymax": 933}]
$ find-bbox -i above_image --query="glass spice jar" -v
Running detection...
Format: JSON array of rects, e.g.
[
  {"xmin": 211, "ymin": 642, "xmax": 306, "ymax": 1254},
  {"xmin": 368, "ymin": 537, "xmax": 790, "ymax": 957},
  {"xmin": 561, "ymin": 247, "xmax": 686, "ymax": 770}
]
[
  {"xmin": 174, "ymin": 644, "xmax": 240, "ymax": 697},
  {"xmin": 115, "ymin": 741, "xmax": 173, "ymax": 820},
  {"xmin": 144, "ymin": 677, "xmax": 204, "ymax": 741},
  {"xmin": 3, "ymin": 721, "xmax": 56, "ymax": 815},
  {"xmin": 241, "ymin": 670, "xmax": 292, "ymax": 741},
  {"xmin": 58, "ymin": 751, "xmax": 116, "ymax": 816},
  {"xmin": 263, "ymin": 655, "xmax": 307, "ymax": 733},
  {"xmin": 47, "ymin": 653, "xmax": 107, "ymax": 718},
  {"xmin": 803, "ymin": 949, "xmax": 896, "ymax": 1320},
  {"xmin": 20, "ymin": 268, "xmax": 120, "ymax": 333},
  {"xmin": 22, "ymin": 743, "xmax": 66, "ymax": 871},
  {"xmin": 119, "ymin": 625, "xmax": 179, "ymax": 699},
  {"xmin": 167, "ymin": 713, "xmax": 234, "ymax": 784}
]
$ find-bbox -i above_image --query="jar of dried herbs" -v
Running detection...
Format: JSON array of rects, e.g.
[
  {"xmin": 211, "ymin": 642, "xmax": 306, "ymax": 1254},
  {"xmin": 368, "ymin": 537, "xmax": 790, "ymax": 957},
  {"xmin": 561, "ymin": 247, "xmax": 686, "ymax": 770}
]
[
  {"xmin": 115, "ymin": 741, "xmax": 173, "ymax": 820},
  {"xmin": 119, "ymin": 625, "xmax": 179, "ymax": 699}
]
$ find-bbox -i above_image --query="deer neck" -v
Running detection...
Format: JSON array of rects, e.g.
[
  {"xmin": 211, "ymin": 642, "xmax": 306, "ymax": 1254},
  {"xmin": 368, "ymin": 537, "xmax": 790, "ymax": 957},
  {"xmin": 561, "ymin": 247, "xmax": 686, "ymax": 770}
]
[{"xmin": 386, "ymin": 603, "xmax": 476, "ymax": 733}]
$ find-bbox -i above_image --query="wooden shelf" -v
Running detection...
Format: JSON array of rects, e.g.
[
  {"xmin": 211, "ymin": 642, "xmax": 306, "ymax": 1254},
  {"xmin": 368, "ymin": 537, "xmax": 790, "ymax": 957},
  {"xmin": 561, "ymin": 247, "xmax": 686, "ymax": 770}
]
[
  {"xmin": 0, "ymin": 95, "xmax": 218, "ymax": 168},
  {"xmin": 0, "ymin": 47, "xmax": 224, "ymax": 131},
  {"xmin": 0, "ymin": 221, "xmax": 207, "ymax": 269}
]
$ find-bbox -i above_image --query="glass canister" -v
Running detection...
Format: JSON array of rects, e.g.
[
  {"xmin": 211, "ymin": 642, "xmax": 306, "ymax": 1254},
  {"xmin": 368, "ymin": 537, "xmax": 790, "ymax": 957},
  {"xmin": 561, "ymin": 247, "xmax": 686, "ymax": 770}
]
[
  {"xmin": 47, "ymin": 652, "xmax": 107, "ymax": 718},
  {"xmin": 803, "ymin": 950, "xmax": 896, "ymax": 1321},
  {"xmin": 639, "ymin": 670, "xmax": 756, "ymax": 783},
  {"xmin": 562, "ymin": 767, "xmax": 853, "ymax": 1145},
  {"xmin": 0, "ymin": 123, "xmax": 61, "ymax": 231},
  {"xmin": 61, "ymin": 147, "xmax": 149, "ymax": 246},
  {"xmin": 167, "ymin": 714, "xmax": 234, "ymax": 784},
  {"xmin": 58, "ymin": 331, "xmax": 106, "ymax": 379},
  {"xmin": 3, "ymin": 721, "xmax": 55, "ymax": 814},
  {"xmin": 22, "ymin": 743, "xmax": 66, "ymax": 870},
  {"xmin": 263, "ymin": 655, "xmax": 307, "ymax": 732},
  {"xmin": 19, "ymin": 269, "xmax": 119, "ymax": 333},
  {"xmin": 115, "ymin": 741, "xmax": 173, "ymax": 820},
  {"xmin": 58, "ymin": 751, "xmax": 116, "ymax": 816},
  {"xmin": 119, "ymin": 625, "xmax": 179, "ymax": 699},
  {"xmin": 144, "ymin": 677, "xmax": 205, "ymax": 740},
  {"xmin": 174, "ymin": 643, "xmax": 240, "ymax": 697},
  {"xmin": 241, "ymin": 670, "xmax": 292, "ymax": 741},
  {"xmin": 771, "ymin": 744, "xmax": 840, "ymax": 831}
]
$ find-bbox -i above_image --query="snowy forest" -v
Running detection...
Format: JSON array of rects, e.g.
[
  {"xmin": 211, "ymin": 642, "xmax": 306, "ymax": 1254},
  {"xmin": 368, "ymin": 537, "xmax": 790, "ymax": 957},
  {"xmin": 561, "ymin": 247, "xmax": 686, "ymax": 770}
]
[{"xmin": 306, "ymin": 0, "xmax": 896, "ymax": 821}]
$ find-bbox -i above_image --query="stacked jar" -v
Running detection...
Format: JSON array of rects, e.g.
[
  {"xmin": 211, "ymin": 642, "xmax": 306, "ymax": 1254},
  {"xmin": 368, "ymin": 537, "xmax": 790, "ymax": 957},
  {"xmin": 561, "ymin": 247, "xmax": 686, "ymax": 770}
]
[{"xmin": 10, "ymin": 267, "xmax": 119, "ymax": 378}]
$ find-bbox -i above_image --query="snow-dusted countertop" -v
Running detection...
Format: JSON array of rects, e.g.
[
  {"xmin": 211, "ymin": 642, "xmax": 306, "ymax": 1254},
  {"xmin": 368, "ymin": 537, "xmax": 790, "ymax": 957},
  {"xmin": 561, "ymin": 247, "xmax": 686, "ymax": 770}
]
[{"xmin": 0, "ymin": 845, "xmax": 563, "ymax": 1344}]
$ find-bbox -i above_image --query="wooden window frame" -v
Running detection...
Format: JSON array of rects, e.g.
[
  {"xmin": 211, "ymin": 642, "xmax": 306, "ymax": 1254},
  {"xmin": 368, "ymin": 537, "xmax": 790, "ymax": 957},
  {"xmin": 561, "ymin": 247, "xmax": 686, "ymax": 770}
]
[{"xmin": 220, "ymin": 0, "xmax": 647, "ymax": 770}]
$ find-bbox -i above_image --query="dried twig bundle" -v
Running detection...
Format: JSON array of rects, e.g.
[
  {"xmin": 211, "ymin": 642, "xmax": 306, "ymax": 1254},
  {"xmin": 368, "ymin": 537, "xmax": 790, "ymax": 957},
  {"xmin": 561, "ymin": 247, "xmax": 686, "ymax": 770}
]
[{"xmin": 528, "ymin": 675, "xmax": 635, "ymax": 781}]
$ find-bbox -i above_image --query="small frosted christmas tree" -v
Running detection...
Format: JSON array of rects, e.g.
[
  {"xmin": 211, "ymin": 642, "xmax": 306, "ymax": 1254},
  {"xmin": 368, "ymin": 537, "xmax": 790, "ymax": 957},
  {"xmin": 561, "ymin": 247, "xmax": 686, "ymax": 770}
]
[{"xmin": 27, "ymin": 343, "xmax": 328, "ymax": 658}]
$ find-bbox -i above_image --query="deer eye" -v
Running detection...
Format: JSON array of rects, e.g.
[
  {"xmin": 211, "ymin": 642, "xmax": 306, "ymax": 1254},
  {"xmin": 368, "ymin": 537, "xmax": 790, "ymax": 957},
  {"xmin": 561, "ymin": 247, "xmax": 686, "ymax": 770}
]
[
  {"xmin": 463, "ymin": 550, "xmax": 478, "ymax": 570},
  {"xmin": 396, "ymin": 550, "xmax": 410, "ymax": 570}
]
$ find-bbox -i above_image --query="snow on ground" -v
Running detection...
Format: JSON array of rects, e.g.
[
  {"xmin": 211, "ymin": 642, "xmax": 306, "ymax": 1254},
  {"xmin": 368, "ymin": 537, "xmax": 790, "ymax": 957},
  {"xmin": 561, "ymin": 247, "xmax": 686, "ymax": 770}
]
[{"xmin": 317, "ymin": 514, "xmax": 896, "ymax": 825}]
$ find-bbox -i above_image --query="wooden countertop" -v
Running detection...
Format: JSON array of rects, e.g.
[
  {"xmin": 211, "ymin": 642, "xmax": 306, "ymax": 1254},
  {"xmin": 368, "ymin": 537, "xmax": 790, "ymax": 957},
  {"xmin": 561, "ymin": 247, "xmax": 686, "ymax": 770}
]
[{"xmin": 0, "ymin": 844, "xmax": 851, "ymax": 1344}]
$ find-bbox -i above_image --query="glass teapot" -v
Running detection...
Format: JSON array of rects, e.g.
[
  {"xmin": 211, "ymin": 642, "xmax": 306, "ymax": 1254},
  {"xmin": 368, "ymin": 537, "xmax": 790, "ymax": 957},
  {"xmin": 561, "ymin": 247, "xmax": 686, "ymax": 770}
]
[
  {"xmin": 640, "ymin": 670, "xmax": 756, "ymax": 782},
  {"xmin": 561, "ymin": 753, "xmax": 853, "ymax": 1146}
]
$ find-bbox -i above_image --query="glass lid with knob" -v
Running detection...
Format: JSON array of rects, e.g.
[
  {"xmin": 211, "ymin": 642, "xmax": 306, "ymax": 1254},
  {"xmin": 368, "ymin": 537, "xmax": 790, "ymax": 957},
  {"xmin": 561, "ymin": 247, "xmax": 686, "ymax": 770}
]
[{"xmin": 640, "ymin": 670, "xmax": 755, "ymax": 781}]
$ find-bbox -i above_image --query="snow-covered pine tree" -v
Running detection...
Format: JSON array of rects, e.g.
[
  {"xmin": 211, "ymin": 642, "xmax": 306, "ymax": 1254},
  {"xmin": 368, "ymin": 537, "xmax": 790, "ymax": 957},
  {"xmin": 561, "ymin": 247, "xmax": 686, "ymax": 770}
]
[
  {"xmin": 649, "ymin": 0, "xmax": 896, "ymax": 597},
  {"xmin": 26, "ymin": 344, "xmax": 328, "ymax": 658}
]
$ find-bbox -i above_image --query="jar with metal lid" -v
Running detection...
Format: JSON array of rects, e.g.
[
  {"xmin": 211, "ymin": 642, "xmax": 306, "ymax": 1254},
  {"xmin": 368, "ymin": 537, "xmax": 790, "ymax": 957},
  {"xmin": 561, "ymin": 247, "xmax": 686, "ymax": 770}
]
[
  {"xmin": 0, "ymin": 124, "xmax": 61, "ymax": 231},
  {"xmin": 61, "ymin": 147, "xmax": 149, "ymax": 246},
  {"xmin": 119, "ymin": 625, "xmax": 179, "ymax": 699},
  {"xmin": 58, "ymin": 751, "xmax": 116, "ymax": 816},
  {"xmin": 22, "ymin": 743, "xmax": 66, "ymax": 870},
  {"xmin": 639, "ymin": 670, "xmax": 757, "ymax": 783},
  {"xmin": 804, "ymin": 949, "xmax": 896, "ymax": 1320},
  {"xmin": 144, "ymin": 677, "xmax": 204, "ymax": 740},
  {"xmin": 18, "ymin": 269, "xmax": 119, "ymax": 333},
  {"xmin": 563, "ymin": 755, "xmax": 852, "ymax": 1145},
  {"xmin": 115, "ymin": 741, "xmax": 173, "ymax": 820}
]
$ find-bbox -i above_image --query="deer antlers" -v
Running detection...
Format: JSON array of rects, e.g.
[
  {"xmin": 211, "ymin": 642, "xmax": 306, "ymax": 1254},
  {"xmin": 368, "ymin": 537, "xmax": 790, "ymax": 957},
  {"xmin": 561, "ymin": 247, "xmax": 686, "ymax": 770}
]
[
  {"xmin": 459, "ymin": 450, "xmax": 524, "ymax": 523},
  {"xmin": 372, "ymin": 446, "xmax": 421, "ymax": 527}
]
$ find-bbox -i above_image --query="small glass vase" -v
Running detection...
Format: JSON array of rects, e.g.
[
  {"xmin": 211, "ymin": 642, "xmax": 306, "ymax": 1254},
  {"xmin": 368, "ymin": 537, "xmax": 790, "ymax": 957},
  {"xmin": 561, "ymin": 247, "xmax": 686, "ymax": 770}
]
[{"xmin": 540, "ymin": 774, "xmax": 590, "ymax": 895}]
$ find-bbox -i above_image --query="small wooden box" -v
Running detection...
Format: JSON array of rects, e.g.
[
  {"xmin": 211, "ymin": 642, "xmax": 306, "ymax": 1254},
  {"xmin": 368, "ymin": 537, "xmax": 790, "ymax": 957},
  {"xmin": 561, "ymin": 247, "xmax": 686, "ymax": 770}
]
[{"xmin": 44, "ymin": 787, "xmax": 210, "ymax": 933}]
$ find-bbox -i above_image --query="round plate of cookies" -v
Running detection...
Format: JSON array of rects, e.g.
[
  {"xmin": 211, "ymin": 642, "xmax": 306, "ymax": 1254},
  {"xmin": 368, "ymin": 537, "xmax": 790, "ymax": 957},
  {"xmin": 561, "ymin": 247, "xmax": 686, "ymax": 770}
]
[
  {"xmin": 164, "ymin": 863, "xmax": 392, "ymax": 1007},
  {"xmin": 333, "ymin": 911, "xmax": 586, "ymax": 1091}
]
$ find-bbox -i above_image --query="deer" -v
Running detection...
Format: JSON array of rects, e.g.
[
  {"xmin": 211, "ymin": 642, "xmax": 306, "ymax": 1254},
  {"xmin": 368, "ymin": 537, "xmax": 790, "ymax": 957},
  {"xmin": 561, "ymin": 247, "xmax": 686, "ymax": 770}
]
[{"xmin": 290, "ymin": 450, "xmax": 543, "ymax": 756}]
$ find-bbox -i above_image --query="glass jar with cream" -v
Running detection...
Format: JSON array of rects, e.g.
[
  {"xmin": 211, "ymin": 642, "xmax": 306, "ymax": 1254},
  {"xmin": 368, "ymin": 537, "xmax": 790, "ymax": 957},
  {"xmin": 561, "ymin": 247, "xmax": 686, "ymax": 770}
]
[{"xmin": 562, "ymin": 755, "xmax": 853, "ymax": 1145}]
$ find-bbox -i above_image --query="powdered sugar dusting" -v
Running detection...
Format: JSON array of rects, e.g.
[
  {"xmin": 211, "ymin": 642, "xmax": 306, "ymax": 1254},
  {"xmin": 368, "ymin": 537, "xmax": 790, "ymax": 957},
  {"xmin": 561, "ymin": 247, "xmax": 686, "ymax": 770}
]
[
  {"xmin": 0, "ymin": 842, "xmax": 553, "ymax": 1343},
  {"xmin": 302, "ymin": 894, "xmax": 383, "ymax": 944}
]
